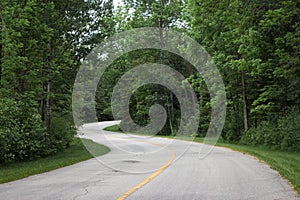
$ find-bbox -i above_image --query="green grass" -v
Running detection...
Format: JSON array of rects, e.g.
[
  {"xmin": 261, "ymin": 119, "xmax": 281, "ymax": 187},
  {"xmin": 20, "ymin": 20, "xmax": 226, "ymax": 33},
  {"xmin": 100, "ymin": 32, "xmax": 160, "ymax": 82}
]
[
  {"xmin": 104, "ymin": 124, "xmax": 300, "ymax": 194},
  {"xmin": 0, "ymin": 138, "xmax": 110, "ymax": 184},
  {"xmin": 104, "ymin": 124, "xmax": 121, "ymax": 132},
  {"xmin": 212, "ymin": 142, "xmax": 300, "ymax": 194}
]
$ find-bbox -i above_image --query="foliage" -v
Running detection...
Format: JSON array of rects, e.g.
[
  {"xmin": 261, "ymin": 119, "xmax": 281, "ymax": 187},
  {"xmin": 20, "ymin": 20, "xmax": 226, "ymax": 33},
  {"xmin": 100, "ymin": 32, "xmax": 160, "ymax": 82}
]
[
  {"xmin": 48, "ymin": 115, "xmax": 77, "ymax": 153},
  {"xmin": 97, "ymin": 1, "xmax": 187, "ymax": 135},
  {"xmin": 0, "ymin": 138, "xmax": 110, "ymax": 184},
  {"xmin": 0, "ymin": 0, "xmax": 114, "ymax": 163},
  {"xmin": 0, "ymin": 0, "xmax": 299, "ymax": 166},
  {"xmin": 0, "ymin": 98, "xmax": 78, "ymax": 163},
  {"xmin": 186, "ymin": 0, "xmax": 300, "ymax": 146},
  {"xmin": 0, "ymin": 98, "xmax": 47, "ymax": 163},
  {"xmin": 95, "ymin": 0, "xmax": 300, "ymax": 152},
  {"xmin": 241, "ymin": 108, "xmax": 300, "ymax": 152}
]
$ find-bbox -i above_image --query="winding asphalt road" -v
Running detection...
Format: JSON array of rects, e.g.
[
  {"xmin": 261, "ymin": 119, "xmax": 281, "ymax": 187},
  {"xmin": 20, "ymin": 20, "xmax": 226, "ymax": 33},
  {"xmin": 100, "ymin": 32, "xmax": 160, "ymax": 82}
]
[{"xmin": 0, "ymin": 121, "xmax": 299, "ymax": 200}]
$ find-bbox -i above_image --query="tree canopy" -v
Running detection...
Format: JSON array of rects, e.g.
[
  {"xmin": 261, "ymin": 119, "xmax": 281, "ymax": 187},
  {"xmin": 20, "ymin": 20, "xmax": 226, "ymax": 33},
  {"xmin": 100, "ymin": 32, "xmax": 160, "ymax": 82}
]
[{"xmin": 0, "ymin": 0, "xmax": 299, "ymax": 163}]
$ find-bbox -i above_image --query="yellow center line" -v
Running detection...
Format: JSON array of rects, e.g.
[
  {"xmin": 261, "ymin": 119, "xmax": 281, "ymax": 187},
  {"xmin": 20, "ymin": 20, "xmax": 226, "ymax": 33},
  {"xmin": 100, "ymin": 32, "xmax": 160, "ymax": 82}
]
[{"xmin": 116, "ymin": 142, "xmax": 176, "ymax": 200}]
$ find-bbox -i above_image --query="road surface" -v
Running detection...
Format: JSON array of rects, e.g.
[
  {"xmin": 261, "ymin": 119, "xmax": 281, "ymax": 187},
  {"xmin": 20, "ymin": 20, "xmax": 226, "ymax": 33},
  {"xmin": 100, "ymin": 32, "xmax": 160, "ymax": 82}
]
[{"xmin": 0, "ymin": 121, "xmax": 299, "ymax": 200}]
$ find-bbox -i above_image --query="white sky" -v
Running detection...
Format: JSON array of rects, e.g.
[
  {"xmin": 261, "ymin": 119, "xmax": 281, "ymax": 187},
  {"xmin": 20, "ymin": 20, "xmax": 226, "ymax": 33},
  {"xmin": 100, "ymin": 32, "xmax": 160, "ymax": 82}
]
[{"xmin": 113, "ymin": 0, "xmax": 123, "ymax": 9}]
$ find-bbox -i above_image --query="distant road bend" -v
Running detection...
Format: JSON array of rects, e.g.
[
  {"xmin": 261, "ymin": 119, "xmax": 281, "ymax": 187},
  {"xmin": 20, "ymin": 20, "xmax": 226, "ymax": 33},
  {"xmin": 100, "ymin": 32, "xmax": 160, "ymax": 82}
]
[{"xmin": 0, "ymin": 121, "xmax": 299, "ymax": 200}]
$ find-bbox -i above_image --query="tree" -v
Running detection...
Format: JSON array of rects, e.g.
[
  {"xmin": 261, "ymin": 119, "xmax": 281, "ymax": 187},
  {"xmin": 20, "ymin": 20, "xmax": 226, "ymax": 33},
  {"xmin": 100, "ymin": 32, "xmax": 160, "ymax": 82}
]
[
  {"xmin": 0, "ymin": 0, "xmax": 115, "ymax": 162},
  {"xmin": 186, "ymin": 0, "xmax": 300, "ymax": 143},
  {"xmin": 96, "ymin": 0, "xmax": 186, "ymax": 135}
]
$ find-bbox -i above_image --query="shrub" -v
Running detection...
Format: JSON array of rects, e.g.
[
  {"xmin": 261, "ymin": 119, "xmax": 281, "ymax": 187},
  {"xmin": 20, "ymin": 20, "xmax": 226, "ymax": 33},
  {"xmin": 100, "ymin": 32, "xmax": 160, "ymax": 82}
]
[
  {"xmin": 240, "ymin": 107, "xmax": 300, "ymax": 152},
  {"xmin": 48, "ymin": 115, "xmax": 76, "ymax": 152},
  {"xmin": 279, "ymin": 110, "xmax": 300, "ymax": 151},
  {"xmin": 0, "ymin": 98, "xmax": 48, "ymax": 163},
  {"xmin": 0, "ymin": 98, "xmax": 76, "ymax": 164}
]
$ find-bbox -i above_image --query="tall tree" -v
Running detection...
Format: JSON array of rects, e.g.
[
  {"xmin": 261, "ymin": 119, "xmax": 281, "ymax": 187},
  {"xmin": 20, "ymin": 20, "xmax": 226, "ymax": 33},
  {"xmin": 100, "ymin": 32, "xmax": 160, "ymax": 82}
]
[
  {"xmin": 0, "ymin": 0, "xmax": 114, "ymax": 129},
  {"xmin": 96, "ymin": 0, "xmax": 185, "ymax": 134},
  {"xmin": 186, "ymin": 0, "xmax": 300, "ymax": 140}
]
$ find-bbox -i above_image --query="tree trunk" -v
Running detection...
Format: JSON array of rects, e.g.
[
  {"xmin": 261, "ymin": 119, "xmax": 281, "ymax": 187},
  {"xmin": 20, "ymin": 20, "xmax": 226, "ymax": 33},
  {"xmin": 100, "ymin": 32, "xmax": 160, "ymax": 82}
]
[
  {"xmin": 46, "ymin": 41, "xmax": 53, "ymax": 133},
  {"xmin": 186, "ymin": 61, "xmax": 191, "ymax": 76},
  {"xmin": 169, "ymin": 92, "xmax": 174, "ymax": 135},
  {"xmin": 0, "ymin": 42, "xmax": 2, "ymax": 88},
  {"xmin": 46, "ymin": 79, "xmax": 51, "ymax": 133},
  {"xmin": 0, "ymin": 11, "xmax": 3, "ymax": 88},
  {"xmin": 159, "ymin": 18, "xmax": 164, "ymax": 49},
  {"xmin": 40, "ymin": 82, "xmax": 45, "ymax": 122},
  {"xmin": 241, "ymin": 70, "xmax": 248, "ymax": 132}
]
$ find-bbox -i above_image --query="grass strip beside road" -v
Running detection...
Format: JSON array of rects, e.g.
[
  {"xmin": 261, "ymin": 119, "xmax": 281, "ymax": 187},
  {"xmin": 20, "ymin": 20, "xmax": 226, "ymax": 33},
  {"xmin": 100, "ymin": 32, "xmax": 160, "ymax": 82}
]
[
  {"xmin": 214, "ymin": 142, "xmax": 300, "ymax": 194},
  {"xmin": 0, "ymin": 138, "xmax": 110, "ymax": 184},
  {"xmin": 104, "ymin": 124, "xmax": 300, "ymax": 194}
]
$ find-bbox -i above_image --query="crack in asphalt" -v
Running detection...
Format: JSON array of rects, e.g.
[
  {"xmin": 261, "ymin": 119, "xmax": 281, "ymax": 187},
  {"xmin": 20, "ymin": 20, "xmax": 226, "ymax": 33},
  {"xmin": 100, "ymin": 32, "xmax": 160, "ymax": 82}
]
[
  {"xmin": 72, "ymin": 177, "xmax": 104, "ymax": 200},
  {"xmin": 72, "ymin": 185, "xmax": 88, "ymax": 200}
]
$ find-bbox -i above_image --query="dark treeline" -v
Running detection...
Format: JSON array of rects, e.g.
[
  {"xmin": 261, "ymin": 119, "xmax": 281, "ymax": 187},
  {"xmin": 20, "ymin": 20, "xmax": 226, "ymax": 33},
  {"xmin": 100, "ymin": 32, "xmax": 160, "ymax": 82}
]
[
  {"xmin": 0, "ymin": 0, "xmax": 299, "ymax": 164},
  {"xmin": 97, "ymin": 0, "xmax": 300, "ymax": 151},
  {"xmin": 186, "ymin": 0, "xmax": 300, "ymax": 151},
  {"xmin": 0, "ymin": 0, "xmax": 114, "ymax": 163}
]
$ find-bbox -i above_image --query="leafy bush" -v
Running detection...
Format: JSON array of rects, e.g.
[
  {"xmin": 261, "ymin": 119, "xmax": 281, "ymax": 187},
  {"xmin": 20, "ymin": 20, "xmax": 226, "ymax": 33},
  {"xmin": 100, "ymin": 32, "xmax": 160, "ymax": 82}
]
[
  {"xmin": 0, "ymin": 98, "xmax": 76, "ymax": 164},
  {"xmin": 240, "ymin": 108, "xmax": 300, "ymax": 152},
  {"xmin": 0, "ymin": 98, "xmax": 47, "ymax": 163},
  {"xmin": 222, "ymin": 110, "xmax": 244, "ymax": 142},
  {"xmin": 48, "ymin": 115, "xmax": 76, "ymax": 152},
  {"xmin": 280, "ymin": 111, "xmax": 300, "ymax": 152}
]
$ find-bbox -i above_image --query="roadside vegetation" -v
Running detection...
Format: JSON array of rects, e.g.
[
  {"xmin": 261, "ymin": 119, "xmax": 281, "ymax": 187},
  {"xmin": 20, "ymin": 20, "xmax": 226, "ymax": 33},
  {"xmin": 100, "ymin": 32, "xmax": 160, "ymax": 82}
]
[
  {"xmin": 0, "ymin": 1, "xmax": 113, "ymax": 165},
  {"xmin": 97, "ymin": 0, "xmax": 300, "ymax": 151},
  {"xmin": 101, "ymin": 1, "xmax": 300, "ymax": 193},
  {"xmin": 0, "ymin": 0, "xmax": 299, "ymax": 192},
  {"xmin": 104, "ymin": 124, "xmax": 300, "ymax": 194},
  {"xmin": 0, "ymin": 138, "xmax": 110, "ymax": 184},
  {"xmin": 215, "ymin": 143, "xmax": 300, "ymax": 194}
]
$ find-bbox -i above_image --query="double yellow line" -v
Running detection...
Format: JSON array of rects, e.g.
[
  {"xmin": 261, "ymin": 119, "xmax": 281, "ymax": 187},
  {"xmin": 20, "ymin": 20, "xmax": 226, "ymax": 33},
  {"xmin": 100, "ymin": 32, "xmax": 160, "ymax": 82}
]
[{"xmin": 117, "ymin": 142, "xmax": 176, "ymax": 200}]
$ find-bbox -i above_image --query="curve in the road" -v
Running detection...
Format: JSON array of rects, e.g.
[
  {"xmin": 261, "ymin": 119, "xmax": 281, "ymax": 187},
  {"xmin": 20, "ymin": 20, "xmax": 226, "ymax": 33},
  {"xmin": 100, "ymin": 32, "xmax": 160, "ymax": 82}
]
[{"xmin": 0, "ymin": 121, "xmax": 299, "ymax": 200}]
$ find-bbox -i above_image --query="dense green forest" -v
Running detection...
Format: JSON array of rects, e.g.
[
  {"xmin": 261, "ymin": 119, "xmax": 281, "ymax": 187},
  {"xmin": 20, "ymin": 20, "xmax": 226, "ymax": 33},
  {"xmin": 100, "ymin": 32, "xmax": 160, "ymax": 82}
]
[
  {"xmin": 0, "ymin": 0, "xmax": 299, "ymax": 163},
  {"xmin": 0, "ymin": 0, "xmax": 114, "ymax": 163}
]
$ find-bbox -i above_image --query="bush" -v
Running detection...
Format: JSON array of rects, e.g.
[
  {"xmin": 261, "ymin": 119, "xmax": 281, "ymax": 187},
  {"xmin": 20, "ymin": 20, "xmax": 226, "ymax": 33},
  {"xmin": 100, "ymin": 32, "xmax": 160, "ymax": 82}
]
[
  {"xmin": 222, "ymin": 110, "xmax": 244, "ymax": 142},
  {"xmin": 279, "ymin": 111, "xmax": 300, "ymax": 152},
  {"xmin": 0, "ymin": 98, "xmax": 48, "ymax": 163},
  {"xmin": 48, "ymin": 115, "xmax": 76, "ymax": 152},
  {"xmin": 240, "ymin": 108, "xmax": 300, "ymax": 152},
  {"xmin": 0, "ymin": 98, "xmax": 76, "ymax": 164}
]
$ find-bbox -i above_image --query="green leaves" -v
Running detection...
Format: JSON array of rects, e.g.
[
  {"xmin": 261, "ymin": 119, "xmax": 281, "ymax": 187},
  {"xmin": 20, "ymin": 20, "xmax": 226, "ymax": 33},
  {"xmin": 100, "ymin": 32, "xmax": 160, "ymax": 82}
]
[
  {"xmin": 0, "ymin": 98, "xmax": 46, "ymax": 163},
  {"xmin": 185, "ymin": 0, "xmax": 300, "ymax": 142},
  {"xmin": 0, "ymin": 0, "xmax": 114, "ymax": 163}
]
